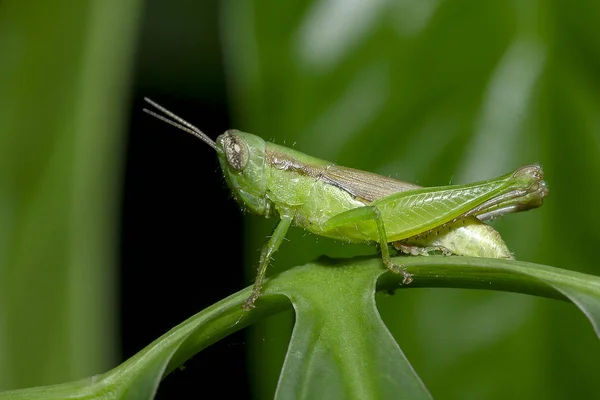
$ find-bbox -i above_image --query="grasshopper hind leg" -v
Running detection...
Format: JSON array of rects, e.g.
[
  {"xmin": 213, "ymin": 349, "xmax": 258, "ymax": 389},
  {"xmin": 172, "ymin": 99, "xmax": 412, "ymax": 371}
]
[{"xmin": 395, "ymin": 242, "xmax": 453, "ymax": 257}]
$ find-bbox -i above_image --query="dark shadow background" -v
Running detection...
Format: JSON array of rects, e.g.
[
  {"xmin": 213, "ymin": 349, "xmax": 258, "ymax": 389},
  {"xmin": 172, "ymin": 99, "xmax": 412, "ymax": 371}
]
[{"xmin": 122, "ymin": 1, "xmax": 249, "ymax": 397}]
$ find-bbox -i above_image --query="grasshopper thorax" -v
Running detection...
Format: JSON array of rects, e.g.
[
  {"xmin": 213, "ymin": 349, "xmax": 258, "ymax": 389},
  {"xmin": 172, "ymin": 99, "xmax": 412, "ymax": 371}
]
[{"xmin": 216, "ymin": 130, "xmax": 271, "ymax": 216}]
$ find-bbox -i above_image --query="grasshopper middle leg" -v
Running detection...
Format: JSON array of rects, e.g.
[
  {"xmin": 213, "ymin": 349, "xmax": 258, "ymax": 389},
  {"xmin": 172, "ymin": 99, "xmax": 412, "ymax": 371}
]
[{"xmin": 322, "ymin": 206, "xmax": 413, "ymax": 284}]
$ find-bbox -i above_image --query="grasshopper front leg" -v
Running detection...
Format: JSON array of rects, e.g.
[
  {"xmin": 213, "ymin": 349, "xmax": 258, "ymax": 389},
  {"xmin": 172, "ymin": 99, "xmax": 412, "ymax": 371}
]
[
  {"xmin": 244, "ymin": 209, "xmax": 296, "ymax": 311},
  {"xmin": 322, "ymin": 206, "xmax": 414, "ymax": 284}
]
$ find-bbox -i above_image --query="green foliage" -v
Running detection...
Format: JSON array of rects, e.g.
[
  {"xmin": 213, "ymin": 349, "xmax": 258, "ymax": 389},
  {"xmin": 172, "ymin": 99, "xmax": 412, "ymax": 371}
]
[
  {"xmin": 0, "ymin": 0, "xmax": 142, "ymax": 389},
  {"xmin": 0, "ymin": 256, "xmax": 598, "ymax": 399}
]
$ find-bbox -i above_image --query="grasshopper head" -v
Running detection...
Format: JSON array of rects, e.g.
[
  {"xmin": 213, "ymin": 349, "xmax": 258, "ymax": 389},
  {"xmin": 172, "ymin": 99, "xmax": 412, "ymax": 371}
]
[
  {"xmin": 216, "ymin": 130, "xmax": 270, "ymax": 216},
  {"xmin": 142, "ymin": 98, "xmax": 270, "ymax": 216}
]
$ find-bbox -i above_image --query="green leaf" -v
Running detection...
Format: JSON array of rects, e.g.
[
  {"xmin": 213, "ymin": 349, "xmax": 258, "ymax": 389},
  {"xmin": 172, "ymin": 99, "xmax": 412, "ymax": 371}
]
[
  {"xmin": 269, "ymin": 260, "xmax": 431, "ymax": 400},
  {"xmin": 1, "ymin": 256, "xmax": 598, "ymax": 399},
  {"xmin": 380, "ymin": 256, "xmax": 600, "ymax": 338}
]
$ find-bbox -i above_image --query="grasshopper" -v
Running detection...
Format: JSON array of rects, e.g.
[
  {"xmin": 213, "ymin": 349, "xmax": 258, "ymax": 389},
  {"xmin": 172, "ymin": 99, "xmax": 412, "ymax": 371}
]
[{"xmin": 143, "ymin": 98, "xmax": 548, "ymax": 311}]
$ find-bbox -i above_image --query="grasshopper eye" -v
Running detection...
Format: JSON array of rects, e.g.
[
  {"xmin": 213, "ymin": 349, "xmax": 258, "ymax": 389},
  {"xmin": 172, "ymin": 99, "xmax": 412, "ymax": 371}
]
[{"xmin": 222, "ymin": 130, "xmax": 249, "ymax": 171}]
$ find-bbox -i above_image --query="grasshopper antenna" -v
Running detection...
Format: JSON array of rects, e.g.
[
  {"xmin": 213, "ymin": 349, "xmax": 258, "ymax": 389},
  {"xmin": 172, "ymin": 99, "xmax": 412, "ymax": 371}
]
[{"xmin": 143, "ymin": 97, "xmax": 221, "ymax": 152}]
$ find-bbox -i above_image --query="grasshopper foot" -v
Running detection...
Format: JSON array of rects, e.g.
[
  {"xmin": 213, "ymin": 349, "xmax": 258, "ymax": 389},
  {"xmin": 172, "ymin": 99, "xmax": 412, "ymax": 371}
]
[
  {"xmin": 439, "ymin": 246, "xmax": 452, "ymax": 256},
  {"xmin": 401, "ymin": 271, "xmax": 414, "ymax": 285},
  {"xmin": 242, "ymin": 292, "xmax": 259, "ymax": 311},
  {"xmin": 384, "ymin": 260, "xmax": 414, "ymax": 285}
]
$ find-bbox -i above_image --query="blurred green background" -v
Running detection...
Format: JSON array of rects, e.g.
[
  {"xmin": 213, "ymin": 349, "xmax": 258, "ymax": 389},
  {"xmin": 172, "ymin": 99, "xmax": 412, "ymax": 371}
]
[{"xmin": 1, "ymin": 0, "xmax": 599, "ymax": 399}]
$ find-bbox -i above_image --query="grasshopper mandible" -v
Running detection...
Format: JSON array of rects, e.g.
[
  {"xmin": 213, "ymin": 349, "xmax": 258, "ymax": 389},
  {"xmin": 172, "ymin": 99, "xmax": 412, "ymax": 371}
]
[{"xmin": 143, "ymin": 98, "xmax": 548, "ymax": 311}]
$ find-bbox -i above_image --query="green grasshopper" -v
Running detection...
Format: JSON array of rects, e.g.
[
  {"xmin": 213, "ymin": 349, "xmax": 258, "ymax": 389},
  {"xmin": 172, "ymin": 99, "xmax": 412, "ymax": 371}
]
[{"xmin": 143, "ymin": 98, "xmax": 548, "ymax": 311}]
